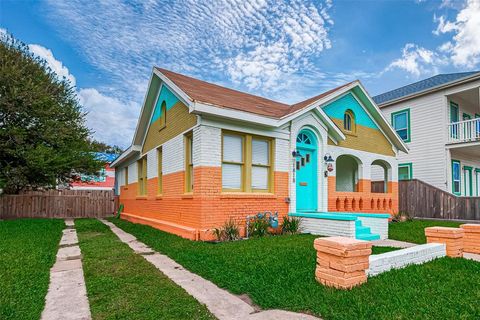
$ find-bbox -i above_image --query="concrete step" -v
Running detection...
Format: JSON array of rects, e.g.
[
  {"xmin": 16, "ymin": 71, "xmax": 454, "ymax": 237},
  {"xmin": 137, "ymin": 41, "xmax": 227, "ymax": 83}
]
[{"xmin": 356, "ymin": 233, "xmax": 381, "ymax": 241}]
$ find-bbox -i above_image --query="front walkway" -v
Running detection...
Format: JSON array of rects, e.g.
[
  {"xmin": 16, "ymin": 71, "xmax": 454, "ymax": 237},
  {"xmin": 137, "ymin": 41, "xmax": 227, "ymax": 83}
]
[
  {"xmin": 100, "ymin": 219, "xmax": 319, "ymax": 320},
  {"xmin": 41, "ymin": 219, "xmax": 91, "ymax": 320}
]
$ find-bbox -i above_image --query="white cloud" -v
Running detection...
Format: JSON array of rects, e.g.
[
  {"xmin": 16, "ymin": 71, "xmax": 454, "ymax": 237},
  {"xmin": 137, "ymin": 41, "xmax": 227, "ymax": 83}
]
[
  {"xmin": 28, "ymin": 44, "xmax": 76, "ymax": 86},
  {"xmin": 78, "ymin": 88, "xmax": 138, "ymax": 147},
  {"xmin": 44, "ymin": 0, "xmax": 333, "ymax": 95},
  {"xmin": 386, "ymin": 43, "xmax": 446, "ymax": 76},
  {"xmin": 434, "ymin": 0, "xmax": 480, "ymax": 67},
  {"xmin": 0, "ymin": 28, "xmax": 6, "ymax": 36}
]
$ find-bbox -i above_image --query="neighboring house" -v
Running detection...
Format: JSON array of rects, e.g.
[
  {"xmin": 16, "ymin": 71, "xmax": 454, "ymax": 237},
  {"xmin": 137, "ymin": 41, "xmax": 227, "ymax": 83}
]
[
  {"xmin": 373, "ymin": 71, "xmax": 480, "ymax": 196},
  {"xmin": 70, "ymin": 153, "xmax": 117, "ymax": 190},
  {"xmin": 111, "ymin": 68, "xmax": 407, "ymax": 240}
]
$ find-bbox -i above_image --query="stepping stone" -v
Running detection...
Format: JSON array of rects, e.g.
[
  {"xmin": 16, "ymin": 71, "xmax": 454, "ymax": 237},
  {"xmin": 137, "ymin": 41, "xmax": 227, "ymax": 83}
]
[
  {"xmin": 57, "ymin": 245, "xmax": 82, "ymax": 261},
  {"xmin": 65, "ymin": 219, "xmax": 75, "ymax": 227},
  {"xmin": 51, "ymin": 259, "xmax": 83, "ymax": 272},
  {"xmin": 60, "ymin": 229, "xmax": 78, "ymax": 246}
]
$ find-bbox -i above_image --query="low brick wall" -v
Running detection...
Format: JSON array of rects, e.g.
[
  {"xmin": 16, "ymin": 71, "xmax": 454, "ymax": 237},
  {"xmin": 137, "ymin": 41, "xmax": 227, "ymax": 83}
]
[
  {"xmin": 314, "ymin": 237, "xmax": 372, "ymax": 290},
  {"xmin": 367, "ymin": 243, "xmax": 446, "ymax": 276},
  {"xmin": 425, "ymin": 227, "xmax": 464, "ymax": 258},
  {"xmin": 301, "ymin": 218, "xmax": 356, "ymax": 238},
  {"xmin": 461, "ymin": 224, "xmax": 480, "ymax": 254}
]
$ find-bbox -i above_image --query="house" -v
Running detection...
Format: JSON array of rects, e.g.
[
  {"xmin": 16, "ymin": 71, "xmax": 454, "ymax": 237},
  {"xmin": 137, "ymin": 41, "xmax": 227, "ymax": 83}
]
[
  {"xmin": 373, "ymin": 72, "xmax": 480, "ymax": 196},
  {"xmin": 111, "ymin": 68, "xmax": 407, "ymax": 241},
  {"xmin": 70, "ymin": 153, "xmax": 117, "ymax": 190}
]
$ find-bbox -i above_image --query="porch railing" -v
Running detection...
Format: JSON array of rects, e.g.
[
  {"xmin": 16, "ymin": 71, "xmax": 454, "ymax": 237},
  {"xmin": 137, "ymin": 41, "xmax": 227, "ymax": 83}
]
[{"xmin": 447, "ymin": 118, "xmax": 480, "ymax": 144}]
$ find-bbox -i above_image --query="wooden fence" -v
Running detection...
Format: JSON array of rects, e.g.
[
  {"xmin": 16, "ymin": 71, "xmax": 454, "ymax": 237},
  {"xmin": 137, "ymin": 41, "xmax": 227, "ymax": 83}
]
[
  {"xmin": 399, "ymin": 179, "xmax": 480, "ymax": 221},
  {"xmin": 0, "ymin": 189, "xmax": 117, "ymax": 219}
]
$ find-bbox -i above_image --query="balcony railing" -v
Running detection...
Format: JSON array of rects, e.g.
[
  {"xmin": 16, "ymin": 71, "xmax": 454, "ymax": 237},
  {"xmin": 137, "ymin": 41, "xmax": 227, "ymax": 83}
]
[{"xmin": 448, "ymin": 118, "xmax": 480, "ymax": 144}]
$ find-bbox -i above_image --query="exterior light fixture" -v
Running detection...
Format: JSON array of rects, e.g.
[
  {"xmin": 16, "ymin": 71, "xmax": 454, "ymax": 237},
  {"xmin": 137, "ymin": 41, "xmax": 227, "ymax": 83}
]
[
  {"xmin": 323, "ymin": 153, "xmax": 334, "ymax": 177},
  {"xmin": 324, "ymin": 154, "xmax": 334, "ymax": 163},
  {"xmin": 292, "ymin": 150, "xmax": 303, "ymax": 158}
]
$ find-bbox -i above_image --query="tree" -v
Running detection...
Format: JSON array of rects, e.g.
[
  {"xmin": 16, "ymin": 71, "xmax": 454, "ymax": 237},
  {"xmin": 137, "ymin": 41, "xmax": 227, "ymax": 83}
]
[
  {"xmin": 89, "ymin": 139, "xmax": 123, "ymax": 155},
  {"xmin": 0, "ymin": 32, "xmax": 103, "ymax": 194}
]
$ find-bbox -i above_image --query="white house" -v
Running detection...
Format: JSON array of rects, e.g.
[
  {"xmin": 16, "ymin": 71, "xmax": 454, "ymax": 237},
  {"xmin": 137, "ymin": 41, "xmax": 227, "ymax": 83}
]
[{"xmin": 373, "ymin": 71, "xmax": 480, "ymax": 196}]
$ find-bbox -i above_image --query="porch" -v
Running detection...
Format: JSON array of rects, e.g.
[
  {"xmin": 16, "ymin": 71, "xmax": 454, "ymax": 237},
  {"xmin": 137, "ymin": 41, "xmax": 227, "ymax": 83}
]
[{"xmin": 447, "ymin": 86, "xmax": 480, "ymax": 145}]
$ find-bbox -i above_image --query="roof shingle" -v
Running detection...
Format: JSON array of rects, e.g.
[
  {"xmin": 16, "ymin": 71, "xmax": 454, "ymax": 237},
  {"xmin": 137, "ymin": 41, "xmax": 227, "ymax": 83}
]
[
  {"xmin": 373, "ymin": 71, "xmax": 480, "ymax": 105},
  {"xmin": 156, "ymin": 67, "xmax": 352, "ymax": 119}
]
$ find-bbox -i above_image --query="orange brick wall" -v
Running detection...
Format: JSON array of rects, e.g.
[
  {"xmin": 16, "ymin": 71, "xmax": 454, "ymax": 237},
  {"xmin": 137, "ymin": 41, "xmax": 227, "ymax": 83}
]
[
  {"xmin": 327, "ymin": 176, "xmax": 399, "ymax": 214},
  {"xmin": 120, "ymin": 166, "xmax": 289, "ymax": 240}
]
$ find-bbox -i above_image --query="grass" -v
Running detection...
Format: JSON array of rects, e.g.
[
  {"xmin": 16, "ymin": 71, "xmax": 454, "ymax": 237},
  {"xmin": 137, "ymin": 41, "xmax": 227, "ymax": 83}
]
[
  {"xmin": 110, "ymin": 218, "xmax": 480, "ymax": 320},
  {"xmin": 389, "ymin": 219, "xmax": 462, "ymax": 244},
  {"xmin": 75, "ymin": 219, "xmax": 214, "ymax": 320},
  {"xmin": 0, "ymin": 218, "xmax": 65, "ymax": 320}
]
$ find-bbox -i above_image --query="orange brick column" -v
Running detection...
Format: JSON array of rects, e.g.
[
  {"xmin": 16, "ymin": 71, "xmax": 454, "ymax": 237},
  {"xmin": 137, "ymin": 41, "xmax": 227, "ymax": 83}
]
[
  {"xmin": 425, "ymin": 227, "xmax": 464, "ymax": 258},
  {"xmin": 314, "ymin": 237, "xmax": 372, "ymax": 290},
  {"xmin": 461, "ymin": 224, "xmax": 480, "ymax": 254}
]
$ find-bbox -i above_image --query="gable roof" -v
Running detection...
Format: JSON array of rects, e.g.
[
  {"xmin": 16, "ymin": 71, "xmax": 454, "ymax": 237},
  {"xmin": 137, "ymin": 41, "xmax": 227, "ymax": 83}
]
[
  {"xmin": 373, "ymin": 71, "xmax": 480, "ymax": 106},
  {"xmin": 156, "ymin": 67, "xmax": 351, "ymax": 119}
]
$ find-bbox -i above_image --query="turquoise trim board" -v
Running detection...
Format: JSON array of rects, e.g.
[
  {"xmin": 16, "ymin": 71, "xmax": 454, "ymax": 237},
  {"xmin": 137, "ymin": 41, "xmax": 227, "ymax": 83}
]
[
  {"xmin": 288, "ymin": 212, "xmax": 391, "ymax": 220},
  {"xmin": 150, "ymin": 85, "xmax": 180, "ymax": 124},
  {"xmin": 295, "ymin": 129, "xmax": 318, "ymax": 212},
  {"xmin": 391, "ymin": 108, "xmax": 411, "ymax": 143},
  {"xmin": 322, "ymin": 93, "xmax": 379, "ymax": 130},
  {"xmin": 464, "ymin": 166, "xmax": 473, "ymax": 197},
  {"xmin": 452, "ymin": 160, "xmax": 461, "ymax": 195}
]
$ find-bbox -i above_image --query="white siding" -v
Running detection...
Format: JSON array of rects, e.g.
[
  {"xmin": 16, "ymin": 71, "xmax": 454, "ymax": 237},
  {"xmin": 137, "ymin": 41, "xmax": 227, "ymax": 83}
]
[
  {"xmin": 193, "ymin": 125, "xmax": 221, "ymax": 167},
  {"xmin": 275, "ymin": 138, "xmax": 290, "ymax": 172},
  {"xmin": 380, "ymin": 93, "xmax": 448, "ymax": 191}
]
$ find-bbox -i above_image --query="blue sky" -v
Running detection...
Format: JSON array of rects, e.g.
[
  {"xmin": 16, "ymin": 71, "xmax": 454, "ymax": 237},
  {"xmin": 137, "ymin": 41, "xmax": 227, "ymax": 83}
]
[{"xmin": 1, "ymin": 0, "xmax": 479, "ymax": 148}]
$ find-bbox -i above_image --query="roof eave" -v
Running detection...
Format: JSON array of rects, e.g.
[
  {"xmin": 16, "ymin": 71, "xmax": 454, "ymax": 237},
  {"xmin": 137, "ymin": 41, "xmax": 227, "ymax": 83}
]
[
  {"xmin": 377, "ymin": 72, "xmax": 480, "ymax": 107},
  {"xmin": 110, "ymin": 145, "xmax": 141, "ymax": 168}
]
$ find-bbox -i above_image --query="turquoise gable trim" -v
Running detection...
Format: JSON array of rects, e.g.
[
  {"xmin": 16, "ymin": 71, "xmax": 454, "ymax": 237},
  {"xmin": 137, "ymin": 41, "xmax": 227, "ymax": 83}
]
[
  {"xmin": 322, "ymin": 93, "xmax": 379, "ymax": 129},
  {"xmin": 150, "ymin": 85, "xmax": 180, "ymax": 124}
]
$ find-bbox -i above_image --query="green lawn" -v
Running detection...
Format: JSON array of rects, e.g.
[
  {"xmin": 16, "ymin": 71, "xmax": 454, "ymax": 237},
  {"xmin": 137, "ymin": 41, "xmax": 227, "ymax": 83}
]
[
  {"xmin": 0, "ymin": 218, "xmax": 65, "ymax": 320},
  {"xmin": 110, "ymin": 218, "xmax": 480, "ymax": 320},
  {"xmin": 75, "ymin": 219, "xmax": 214, "ymax": 320},
  {"xmin": 389, "ymin": 219, "xmax": 462, "ymax": 244}
]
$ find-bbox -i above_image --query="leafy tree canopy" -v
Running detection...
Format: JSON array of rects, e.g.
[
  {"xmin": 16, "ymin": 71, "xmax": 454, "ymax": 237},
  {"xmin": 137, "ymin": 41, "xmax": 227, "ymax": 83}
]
[
  {"xmin": 89, "ymin": 140, "xmax": 123, "ymax": 155},
  {"xmin": 0, "ymin": 32, "xmax": 104, "ymax": 194}
]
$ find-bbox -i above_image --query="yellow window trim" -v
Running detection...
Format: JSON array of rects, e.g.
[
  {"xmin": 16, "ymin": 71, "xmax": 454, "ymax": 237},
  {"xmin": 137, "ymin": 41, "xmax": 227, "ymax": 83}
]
[
  {"xmin": 157, "ymin": 147, "xmax": 163, "ymax": 195},
  {"xmin": 184, "ymin": 132, "xmax": 193, "ymax": 193},
  {"xmin": 221, "ymin": 130, "xmax": 274, "ymax": 193},
  {"xmin": 137, "ymin": 156, "xmax": 147, "ymax": 196}
]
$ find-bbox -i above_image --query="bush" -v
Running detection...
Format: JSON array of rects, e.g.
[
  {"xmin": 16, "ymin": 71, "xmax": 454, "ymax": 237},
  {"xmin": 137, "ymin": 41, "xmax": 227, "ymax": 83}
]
[
  {"xmin": 281, "ymin": 216, "xmax": 301, "ymax": 234},
  {"xmin": 392, "ymin": 211, "xmax": 412, "ymax": 223},
  {"xmin": 212, "ymin": 219, "xmax": 240, "ymax": 242},
  {"xmin": 248, "ymin": 214, "xmax": 270, "ymax": 238}
]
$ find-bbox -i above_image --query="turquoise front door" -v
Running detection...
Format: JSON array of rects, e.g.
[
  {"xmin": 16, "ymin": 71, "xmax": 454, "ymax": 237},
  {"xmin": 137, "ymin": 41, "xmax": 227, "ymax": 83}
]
[{"xmin": 296, "ymin": 130, "xmax": 318, "ymax": 212}]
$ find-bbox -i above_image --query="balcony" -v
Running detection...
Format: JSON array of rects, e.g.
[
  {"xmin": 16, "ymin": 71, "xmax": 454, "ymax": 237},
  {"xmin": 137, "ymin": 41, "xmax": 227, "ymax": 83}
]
[{"xmin": 447, "ymin": 118, "xmax": 480, "ymax": 144}]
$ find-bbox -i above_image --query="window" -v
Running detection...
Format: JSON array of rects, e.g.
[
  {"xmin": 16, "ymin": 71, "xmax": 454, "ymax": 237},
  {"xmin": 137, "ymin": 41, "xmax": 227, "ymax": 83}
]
[
  {"xmin": 391, "ymin": 109, "xmax": 410, "ymax": 142},
  {"xmin": 450, "ymin": 102, "xmax": 459, "ymax": 122},
  {"xmin": 159, "ymin": 101, "xmax": 167, "ymax": 129},
  {"xmin": 222, "ymin": 131, "xmax": 273, "ymax": 192},
  {"xmin": 398, "ymin": 163, "xmax": 412, "ymax": 180},
  {"xmin": 137, "ymin": 157, "xmax": 147, "ymax": 196},
  {"xmin": 463, "ymin": 113, "xmax": 472, "ymax": 120},
  {"xmin": 124, "ymin": 167, "xmax": 129, "ymax": 185},
  {"xmin": 157, "ymin": 147, "xmax": 163, "ymax": 194},
  {"xmin": 185, "ymin": 133, "xmax": 193, "ymax": 192},
  {"xmin": 452, "ymin": 160, "xmax": 461, "ymax": 195},
  {"xmin": 343, "ymin": 110, "xmax": 355, "ymax": 132},
  {"xmin": 251, "ymin": 138, "xmax": 271, "ymax": 191}
]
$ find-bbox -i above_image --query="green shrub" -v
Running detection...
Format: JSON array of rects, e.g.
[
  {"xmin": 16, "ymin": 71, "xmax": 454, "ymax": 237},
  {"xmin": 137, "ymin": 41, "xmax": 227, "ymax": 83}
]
[
  {"xmin": 248, "ymin": 214, "xmax": 270, "ymax": 238},
  {"xmin": 281, "ymin": 216, "xmax": 301, "ymax": 234},
  {"xmin": 212, "ymin": 219, "xmax": 240, "ymax": 241}
]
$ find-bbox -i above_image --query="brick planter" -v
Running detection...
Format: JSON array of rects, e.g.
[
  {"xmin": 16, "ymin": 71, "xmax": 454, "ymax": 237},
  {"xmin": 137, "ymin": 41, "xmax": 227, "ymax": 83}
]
[
  {"xmin": 314, "ymin": 237, "xmax": 372, "ymax": 290},
  {"xmin": 461, "ymin": 224, "xmax": 480, "ymax": 254},
  {"xmin": 425, "ymin": 227, "xmax": 464, "ymax": 258}
]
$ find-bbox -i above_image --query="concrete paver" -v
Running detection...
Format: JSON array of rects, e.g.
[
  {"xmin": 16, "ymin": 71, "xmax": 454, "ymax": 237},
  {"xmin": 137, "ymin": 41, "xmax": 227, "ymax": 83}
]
[
  {"xmin": 41, "ymin": 221, "xmax": 91, "ymax": 320},
  {"xmin": 371, "ymin": 239, "xmax": 416, "ymax": 248},
  {"xmin": 101, "ymin": 219, "xmax": 320, "ymax": 320}
]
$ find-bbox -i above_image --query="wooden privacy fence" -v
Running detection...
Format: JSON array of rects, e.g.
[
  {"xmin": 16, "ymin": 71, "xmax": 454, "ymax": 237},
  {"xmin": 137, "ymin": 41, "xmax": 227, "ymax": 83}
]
[
  {"xmin": 0, "ymin": 189, "xmax": 117, "ymax": 219},
  {"xmin": 399, "ymin": 179, "xmax": 480, "ymax": 221}
]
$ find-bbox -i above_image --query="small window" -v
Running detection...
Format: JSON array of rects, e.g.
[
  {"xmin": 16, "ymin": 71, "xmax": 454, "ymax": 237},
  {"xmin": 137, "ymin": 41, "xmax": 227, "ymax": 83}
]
[
  {"xmin": 452, "ymin": 160, "xmax": 461, "ymax": 195},
  {"xmin": 392, "ymin": 109, "xmax": 410, "ymax": 142},
  {"xmin": 159, "ymin": 101, "xmax": 167, "ymax": 129},
  {"xmin": 157, "ymin": 147, "xmax": 163, "ymax": 194},
  {"xmin": 343, "ymin": 110, "xmax": 355, "ymax": 132},
  {"xmin": 398, "ymin": 163, "xmax": 412, "ymax": 181},
  {"xmin": 185, "ymin": 133, "xmax": 193, "ymax": 192},
  {"xmin": 124, "ymin": 167, "xmax": 129, "ymax": 185},
  {"xmin": 296, "ymin": 133, "xmax": 311, "ymax": 144},
  {"xmin": 137, "ymin": 157, "xmax": 147, "ymax": 196}
]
